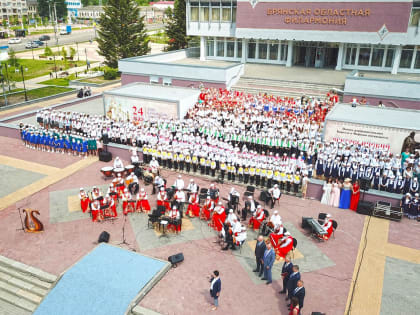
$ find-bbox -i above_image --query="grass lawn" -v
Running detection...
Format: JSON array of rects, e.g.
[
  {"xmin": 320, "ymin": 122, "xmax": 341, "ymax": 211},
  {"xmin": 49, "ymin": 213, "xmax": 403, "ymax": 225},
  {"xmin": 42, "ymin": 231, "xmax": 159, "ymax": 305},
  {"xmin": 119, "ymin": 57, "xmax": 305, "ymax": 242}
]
[
  {"xmin": 39, "ymin": 74, "xmax": 77, "ymax": 86},
  {"xmin": 79, "ymin": 75, "xmax": 120, "ymax": 84},
  {"xmin": 149, "ymin": 31, "xmax": 169, "ymax": 44},
  {"xmin": 2, "ymin": 59, "xmax": 86, "ymax": 82},
  {"xmin": 0, "ymin": 86, "xmax": 73, "ymax": 106}
]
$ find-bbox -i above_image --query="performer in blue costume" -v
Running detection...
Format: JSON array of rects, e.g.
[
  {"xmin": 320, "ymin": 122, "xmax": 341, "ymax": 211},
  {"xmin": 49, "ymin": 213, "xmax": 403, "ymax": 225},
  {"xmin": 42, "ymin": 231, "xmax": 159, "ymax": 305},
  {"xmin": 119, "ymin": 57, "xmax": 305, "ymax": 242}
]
[{"xmin": 339, "ymin": 178, "xmax": 352, "ymax": 209}]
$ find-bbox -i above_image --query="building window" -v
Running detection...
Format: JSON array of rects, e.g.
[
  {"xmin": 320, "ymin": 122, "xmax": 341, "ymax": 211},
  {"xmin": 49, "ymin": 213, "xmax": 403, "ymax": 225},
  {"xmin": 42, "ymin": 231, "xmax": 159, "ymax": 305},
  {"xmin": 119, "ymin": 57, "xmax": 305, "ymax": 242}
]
[
  {"xmin": 211, "ymin": 7, "xmax": 220, "ymax": 21},
  {"xmin": 150, "ymin": 76, "xmax": 159, "ymax": 84},
  {"xmin": 207, "ymin": 39, "xmax": 214, "ymax": 56},
  {"xmin": 385, "ymin": 48, "xmax": 394, "ymax": 67},
  {"xmin": 345, "ymin": 45, "xmax": 357, "ymax": 65},
  {"xmin": 248, "ymin": 41, "xmax": 256, "ymax": 59},
  {"xmin": 371, "ymin": 46, "xmax": 385, "ymax": 67},
  {"xmin": 280, "ymin": 42, "xmax": 288, "ymax": 61},
  {"xmin": 226, "ymin": 40, "xmax": 234, "ymax": 57},
  {"xmin": 222, "ymin": 7, "xmax": 230, "ymax": 21},
  {"xmin": 200, "ymin": 7, "xmax": 209, "ymax": 21},
  {"xmin": 163, "ymin": 77, "xmax": 172, "ymax": 86},
  {"xmin": 237, "ymin": 40, "xmax": 242, "ymax": 58},
  {"xmin": 258, "ymin": 42, "xmax": 267, "ymax": 60},
  {"xmin": 269, "ymin": 42, "xmax": 278, "ymax": 60},
  {"xmin": 400, "ymin": 46, "xmax": 414, "ymax": 68},
  {"xmin": 415, "ymin": 47, "xmax": 420, "ymax": 69},
  {"xmin": 216, "ymin": 39, "xmax": 224, "ymax": 57},
  {"xmin": 232, "ymin": 7, "xmax": 236, "ymax": 22},
  {"xmin": 190, "ymin": 7, "xmax": 199, "ymax": 21},
  {"xmin": 358, "ymin": 46, "xmax": 370, "ymax": 66}
]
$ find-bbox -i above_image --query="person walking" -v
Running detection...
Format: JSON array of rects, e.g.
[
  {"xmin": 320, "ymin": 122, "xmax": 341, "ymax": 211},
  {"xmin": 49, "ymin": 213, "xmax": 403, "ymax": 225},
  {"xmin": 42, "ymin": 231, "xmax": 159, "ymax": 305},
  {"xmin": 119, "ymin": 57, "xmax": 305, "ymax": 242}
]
[
  {"xmin": 261, "ymin": 242, "xmax": 275, "ymax": 285},
  {"xmin": 209, "ymin": 270, "xmax": 221, "ymax": 311},
  {"xmin": 253, "ymin": 235, "xmax": 266, "ymax": 277}
]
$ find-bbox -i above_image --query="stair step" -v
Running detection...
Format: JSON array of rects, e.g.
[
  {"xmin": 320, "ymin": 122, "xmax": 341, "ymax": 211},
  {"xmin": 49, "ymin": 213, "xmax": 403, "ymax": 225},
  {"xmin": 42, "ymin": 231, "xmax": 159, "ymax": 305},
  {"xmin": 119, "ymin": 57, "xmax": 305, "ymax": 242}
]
[
  {"xmin": 131, "ymin": 305, "xmax": 163, "ymax": 315},
  {"xmin": 234, "ymin": 85, "xmax": 326, "ymax": 96},
  {"xmin": 0, "ymin": 271, "xmax": 48, "ymax": 297},
  {"xmin": 0, "ymin": 279, "xmax": 43, "ymax": 305},
  {"xmin": 0, "ymin": 256, "xmax": 57, "ymax": 284},
  {"xmin": 0, "ymin": 288, "xmax": 37, "ymax": 312},
  {"xmin": 0, "ymin": 265, "xmax": 54, "ymax": 290}
]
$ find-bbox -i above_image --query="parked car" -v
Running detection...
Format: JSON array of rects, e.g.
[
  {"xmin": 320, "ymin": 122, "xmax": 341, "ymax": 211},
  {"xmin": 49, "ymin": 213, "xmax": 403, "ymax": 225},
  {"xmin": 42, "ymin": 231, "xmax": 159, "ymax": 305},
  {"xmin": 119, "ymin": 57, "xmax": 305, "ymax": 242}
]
[
  {"xmin": 39, "ymin": 35, "xmax": 51, "ymax": 42},
  {"xmin": 8, "ymin": 37, "xmax": 22, "ymax": 44},
  {"xmin": 25, "ymin": 41, "xmax": 39, "ymax": 49},
  {"xmin": 33, "ymin": 40, "xmax": 44, "ymax": 46}
]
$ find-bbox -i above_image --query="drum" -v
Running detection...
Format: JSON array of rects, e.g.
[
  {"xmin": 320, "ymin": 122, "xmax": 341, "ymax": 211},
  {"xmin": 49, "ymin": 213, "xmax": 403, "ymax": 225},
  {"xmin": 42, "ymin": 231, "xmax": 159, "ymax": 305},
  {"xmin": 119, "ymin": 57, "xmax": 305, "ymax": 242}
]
[
  {"xmin": 101, "ymin": 166, "xmax": 114, "ymax": 178},
  {"xmin": 125, "ymin": 165, "xmax": 135, "ymax": 174},
  {"xmin": 113, "ymin": 167, "xmax": 125, "ymax": 177}
]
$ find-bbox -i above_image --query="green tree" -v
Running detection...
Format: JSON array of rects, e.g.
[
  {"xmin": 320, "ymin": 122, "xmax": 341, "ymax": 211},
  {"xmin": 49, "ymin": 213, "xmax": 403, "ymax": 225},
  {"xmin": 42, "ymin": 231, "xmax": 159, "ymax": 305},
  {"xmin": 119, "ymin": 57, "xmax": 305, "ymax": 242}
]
[
  {"xmin": 44, "ymin": 46, "xmax": 53, "ymax": 56},
  {"xmin": 164, "ymin": 0, "xmax": 188, "ymax": 51},
  {"xmin": 37, "ymin": 0, "xmax": 67, "ymax": 19},
  {"xmin": 8, "ymin": 48, "xmax": 19, "ymax": 67},
  {"xmin": 69, "ymin": 47, "xmax": 77, "ymax": 59},
  {"xmin": 97, "ymin": 0, "xmax": 150, "ymax": 68}
]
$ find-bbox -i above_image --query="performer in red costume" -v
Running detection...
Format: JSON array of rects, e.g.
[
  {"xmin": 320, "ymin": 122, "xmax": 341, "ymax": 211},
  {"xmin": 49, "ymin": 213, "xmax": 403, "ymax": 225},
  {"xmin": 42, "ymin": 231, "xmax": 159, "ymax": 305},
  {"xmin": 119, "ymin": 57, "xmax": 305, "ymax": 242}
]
[
  {"xmin": 90, "ymin": 199, "xmax": 103, "ymax": 222},
  {"xmin": 212, "ymin": 202, "xmax": 226, "ymax": 232},
  {"xmin": 79, "ymin": 188, "xmax": 90, "ymax": 213},
  {"xmin": 187, "ymin": 192, "xmax": 200, "ymax": 217},
  {"xmin": 202, "ymin": 196, "xmax": 214, "ymax": 220},
  {"xmin": 136, "ymin": 188, "xmax": 151, "ymax": 212},
  {"xmin": 320, "ymin": 214, "xmax": 334, "ymax": 240},
  {"xmin": 105, "ymin": 194, "xmax": 117, "ymax": 217},
  {"xmin": 277, "ymin": 232, "xmax": 294, "ymax": 259},
  {"xmin": 349, "ymin": 180, "xmax": 360, "ymax": 211},
  {"xmin": 157, "ymin": 187, "xmax": 170, "ymax": 210},
  {"xmin": 249, "ymin": 205, "xmax": 265, "ymax": 230},
  {"xmin": 122, "ymin": 188, "xmax": 134, "ymax": 215},
  {"xmin": 269, "ymin": 225, "xmax": 285, "ymax": 249}
]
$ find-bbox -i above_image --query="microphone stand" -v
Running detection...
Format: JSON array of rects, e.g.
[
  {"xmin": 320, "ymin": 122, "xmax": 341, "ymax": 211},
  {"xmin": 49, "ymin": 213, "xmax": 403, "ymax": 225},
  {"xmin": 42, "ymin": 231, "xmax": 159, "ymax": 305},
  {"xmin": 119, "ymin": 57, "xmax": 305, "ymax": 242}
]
[
  {"xmin": 118, "ymin": 213, "xmax": 131, "ymax": 246},
  {"xmin": 16, "ymin": 207, "xmax": 26, "ymax": 232}
]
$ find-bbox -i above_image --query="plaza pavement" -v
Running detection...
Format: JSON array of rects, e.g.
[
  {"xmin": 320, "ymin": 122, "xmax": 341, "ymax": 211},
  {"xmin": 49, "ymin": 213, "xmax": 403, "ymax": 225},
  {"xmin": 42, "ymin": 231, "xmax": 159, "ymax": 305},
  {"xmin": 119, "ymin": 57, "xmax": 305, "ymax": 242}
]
[{"xmin": 0, "ymin": 102, "xmax": 420, "ymax": 315}]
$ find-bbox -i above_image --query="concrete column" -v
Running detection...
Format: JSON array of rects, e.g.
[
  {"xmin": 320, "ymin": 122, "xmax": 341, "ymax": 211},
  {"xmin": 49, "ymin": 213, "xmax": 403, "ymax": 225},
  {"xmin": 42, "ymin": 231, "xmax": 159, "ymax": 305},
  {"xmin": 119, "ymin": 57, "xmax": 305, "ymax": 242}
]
[
  {"xmin": 200, "ymin": 36, "xmax": 206, "ymax": 61},
  {"xmin": 286, "ymin": 40, "xmax": 293, "ymax": 67},
  {"xmin": 391, "ymin": 46, "xmax": 402, "ymax": 74},
  {"xmin": 335, "ymin": 42, "xmax": 344, "ymax": 70},
  {"xmin": 241, "ymin": 38, "xmax": 247, "ymax": 63}
]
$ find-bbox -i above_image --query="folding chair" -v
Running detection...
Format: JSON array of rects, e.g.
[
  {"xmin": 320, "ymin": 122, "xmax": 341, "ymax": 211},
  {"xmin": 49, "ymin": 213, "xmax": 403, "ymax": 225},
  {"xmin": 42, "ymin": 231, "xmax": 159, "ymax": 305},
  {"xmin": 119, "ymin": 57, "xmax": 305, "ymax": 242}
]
[{"xmin": 332, "ymin": 220, "xmax": 338, "ymax": 238}]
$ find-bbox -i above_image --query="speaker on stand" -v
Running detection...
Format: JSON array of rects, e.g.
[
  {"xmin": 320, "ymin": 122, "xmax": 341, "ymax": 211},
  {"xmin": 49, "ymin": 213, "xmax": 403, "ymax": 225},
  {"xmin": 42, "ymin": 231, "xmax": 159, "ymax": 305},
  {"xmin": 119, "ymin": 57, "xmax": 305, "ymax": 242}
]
[{"xmin": 99, "ymin": 133, "xmax": 112, "ymax": 162}]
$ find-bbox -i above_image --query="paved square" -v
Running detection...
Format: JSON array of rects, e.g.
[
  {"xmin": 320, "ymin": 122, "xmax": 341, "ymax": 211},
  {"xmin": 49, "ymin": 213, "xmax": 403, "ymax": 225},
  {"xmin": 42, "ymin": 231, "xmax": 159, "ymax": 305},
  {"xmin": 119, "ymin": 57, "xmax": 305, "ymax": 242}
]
[
  {"xmin": 0, "ymin": 164, "xmax": 46, "ymax": 198},
  {"xmin": 381, "ymin": 256, "xmax": 420, "ymax": 315}
]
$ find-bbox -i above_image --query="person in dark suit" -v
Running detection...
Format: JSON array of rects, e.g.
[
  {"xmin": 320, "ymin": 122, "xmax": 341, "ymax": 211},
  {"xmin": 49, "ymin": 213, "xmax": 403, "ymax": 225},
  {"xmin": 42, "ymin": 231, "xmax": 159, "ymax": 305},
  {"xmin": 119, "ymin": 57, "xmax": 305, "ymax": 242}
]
[
  {"xmin": 289, "ymin": 280, "xmax": 305, "ymax": 313},
  {"xmin": 286, "ymin": 265, "xmax": 301, "ymax": 301},
  {"xmin": 279, "ymin": 255, "xmax": 293, "ymax": 294},
  {"xmin": 253, "ymin": 235, "xmax": 266, "ymax": 277},
  {"xmin": 261, "ymin": 242, "xmax": 275, "ymax": 285},
  {"xmin": 209, "ymin": 270, "xmax": 221, "ymax": 311}
]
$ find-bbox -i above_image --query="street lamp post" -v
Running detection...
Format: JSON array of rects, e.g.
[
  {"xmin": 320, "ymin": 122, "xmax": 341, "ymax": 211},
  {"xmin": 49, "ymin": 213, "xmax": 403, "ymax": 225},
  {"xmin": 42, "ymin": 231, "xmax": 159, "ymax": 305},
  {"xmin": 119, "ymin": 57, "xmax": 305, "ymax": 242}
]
[
  {"xmin": 31, "ymin": 46, "xmax": 34, "ymax": 60},
  {"xmin": 53, "ymin": 50, "xmax": 57, "ymax": 78},
  {"xmin": 85, "ymin": 48, "xmax": 89, "ymax": 71},
  {"xmin": 0, "ymin": 65, "xmax": 7, "ymax": 106},
  {"xmin": 20, "ymin": 65, "xmax": 28, "ymax": 102},
  {"xmin": 76, "ymin": 42, "xmax": 80, "ymax": 61},
  {"xmin": 4, "ymin": 63, "xmax": 10, "ymax": 92}
]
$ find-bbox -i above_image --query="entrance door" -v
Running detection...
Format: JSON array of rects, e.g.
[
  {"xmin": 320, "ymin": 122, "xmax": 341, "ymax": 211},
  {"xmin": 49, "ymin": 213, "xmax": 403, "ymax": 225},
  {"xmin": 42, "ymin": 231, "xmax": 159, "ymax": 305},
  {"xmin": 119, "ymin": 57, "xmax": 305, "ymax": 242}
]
[
  {"xmin": 324, "ymin": 47, "xmax": 339, "ymax": 68},
  {"xmin": 293, "ymin": 42, "xmax": 339, "ymax": 68}
]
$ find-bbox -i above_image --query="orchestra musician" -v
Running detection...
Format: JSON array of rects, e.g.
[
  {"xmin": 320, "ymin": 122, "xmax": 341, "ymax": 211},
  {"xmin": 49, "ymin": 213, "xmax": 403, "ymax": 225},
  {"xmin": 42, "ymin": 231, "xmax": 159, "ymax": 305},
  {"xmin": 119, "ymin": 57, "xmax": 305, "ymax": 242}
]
[
  {"xmin": 268, "ymin": 184, "xmax": 282, "ymax": 209},
  {"xmin": 115, "ymin": 173, "xmax": 125, "ymax": 196},
  {"xmin": 173, "ymin": 189, "xmax": 185, "ymax": 216},
  {"xmin": 202, "ymin": 196, "xmax": 215, "ymax": 221},
  {"xmin": 187, "ymin": 179, "xmax": 198, "ymax": 194},
  {"xmin": 174, "ymin": 175, "xmax": 185, "ymax": 191},
  {"xmin": 91, "ymin": 186, "xmax": 103, "ymax": 205},
  {"xmin": 212, "ymin": 202, "xmax": 226, "ymax": 232},
  {"xmin": 152, "ymin": 175, "xmax": 165, "ymax": 194},
  {"xmin": 122, "ymin": 188, "xmax": 135, "ymax": 215},
  {"xmin": 136, "ymin": 188, "xmax": 151, "ymax": 213},
  {"xmin": 226, "ymin": 209, "xmax": 238, "ymax": 226},
  {"xmin": 150, "ymin": 157, "xmax": 160, "ymax": 175},
  {"xmin": 249, "ymin": 205, "xmax": 265, "ymax": 230},
  {"xmin": 269, "ymin": 225, "xmax": 285, "ymax": 249},
  {"xmin": 228, "ymin": 187, "xmax": 240, "ymax": 212},
  {"xmin": 91, "ymin": 199, "xmax": 103, "ymax": 222},
  {"xmin": 187, "ymin": 191, "xmax": 200, "ymax": 217},
  {"xmin": 167, "ymin": 205, "xmax": 181, "ymax": 233},
  {"xmin": 107, "ymin": 184, "xmax": 118, "ymax": 204},
  {"xmin": 270, "ymin": 210, "xmax": 282, "ymax": 230},
  {"xmin": 157, "ymin": 187, "xmax": 170, "ymax": 210},
  {"xmin": 222, "ymin": 218, "xmax": 242, "ymax": 250},
  {"xmin": 235, "ymin": 226, "xmax": 247, "ymax": 247},
  {"xmin": 320, "ymin": 214, "xmax": 334, "ymax": 240},
  {"xmin": 277, "ymin": 232, "xmax": 294, "ymax": 259},
  {"xmin": 79, "ymin": 188, "xmax": 90, "ymax": 213},
  {"xmin": 104, "ymin": 194, "xmax": 117, "ymax": 217},
  {"xmin": 113, "ymin": 156, "xmax": 124, "ymax": 169}
]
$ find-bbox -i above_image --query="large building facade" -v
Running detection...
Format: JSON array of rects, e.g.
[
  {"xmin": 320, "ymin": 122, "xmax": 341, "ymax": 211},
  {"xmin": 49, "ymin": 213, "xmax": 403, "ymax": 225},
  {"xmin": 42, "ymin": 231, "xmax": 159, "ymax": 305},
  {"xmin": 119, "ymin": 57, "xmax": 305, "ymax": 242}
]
[{"xmin": 187, "ymin": 0, "xmax": 420, "ymax": 73}]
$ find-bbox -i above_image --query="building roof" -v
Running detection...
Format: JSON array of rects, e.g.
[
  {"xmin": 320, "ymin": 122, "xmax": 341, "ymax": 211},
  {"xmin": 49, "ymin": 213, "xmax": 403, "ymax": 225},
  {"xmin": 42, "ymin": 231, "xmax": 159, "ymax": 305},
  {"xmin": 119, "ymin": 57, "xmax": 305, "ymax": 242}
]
[
  {"xmin": 326, "ymin": 103, "xmax": 420, "ymax": 131},
  {"xmin": 150, "ymin": 1, "xmax": 174, "ymax": 5},
  {"xmin": 103, "ymin": 82, "xmax": 200, "ymax": 102}
]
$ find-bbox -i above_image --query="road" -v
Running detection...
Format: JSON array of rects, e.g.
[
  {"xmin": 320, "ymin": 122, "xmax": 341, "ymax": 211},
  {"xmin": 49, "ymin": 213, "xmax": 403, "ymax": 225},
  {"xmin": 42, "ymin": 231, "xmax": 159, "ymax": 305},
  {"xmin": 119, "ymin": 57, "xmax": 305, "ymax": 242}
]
[{"xmin": 1, "ymin": 24, "xmax": 163, "ymax": 52}]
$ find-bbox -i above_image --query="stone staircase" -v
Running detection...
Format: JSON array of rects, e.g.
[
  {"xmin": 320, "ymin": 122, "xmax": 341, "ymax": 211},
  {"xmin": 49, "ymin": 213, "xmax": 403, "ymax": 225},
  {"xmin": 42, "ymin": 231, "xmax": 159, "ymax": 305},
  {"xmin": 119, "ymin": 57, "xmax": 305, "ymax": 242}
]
[
  {"xmin": 0, "ymin": 255, "xmax": 57, "ymax": 313},
  {"xmin": 233, "ymin": 76, "xmax": 344, "ymax": 99}
]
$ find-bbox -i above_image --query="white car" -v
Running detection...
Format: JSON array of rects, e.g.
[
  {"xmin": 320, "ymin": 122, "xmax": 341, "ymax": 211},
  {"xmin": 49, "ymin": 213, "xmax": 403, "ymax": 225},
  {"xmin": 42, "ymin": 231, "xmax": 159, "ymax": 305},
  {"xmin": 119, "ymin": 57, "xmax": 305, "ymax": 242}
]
[{"xmin": 8, "ymin": 38, "xmax": 22, "ymax": 44}]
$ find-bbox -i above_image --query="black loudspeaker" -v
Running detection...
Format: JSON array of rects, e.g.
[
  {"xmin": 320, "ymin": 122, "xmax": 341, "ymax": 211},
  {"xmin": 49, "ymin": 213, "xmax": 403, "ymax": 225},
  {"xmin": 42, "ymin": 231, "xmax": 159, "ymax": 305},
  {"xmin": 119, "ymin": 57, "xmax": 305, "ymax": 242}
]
[
  {"xmin": 102, "ymin": 133, "xmax": 109, "ymax": 145},
  {"xmin": 99, "ymin": 151, "xmax": 112, "ymax": 162},
  {"xmin": 359, "ymin": 177, "xmax": 371, "ymax": 191},
  {"xmin": 168, "ymin": 253, "xmax": 184, "ymax": 266},
  {"xmin": 259, "ymin": 190, "xmax": 270, "ymax": 203},
  {"xmin": 357, "ymin": 201, "xmax": 374, "ymax": 216},
  {"xmin": 98, "ymin": 231, "xmax": 110, "ymax": 243}
]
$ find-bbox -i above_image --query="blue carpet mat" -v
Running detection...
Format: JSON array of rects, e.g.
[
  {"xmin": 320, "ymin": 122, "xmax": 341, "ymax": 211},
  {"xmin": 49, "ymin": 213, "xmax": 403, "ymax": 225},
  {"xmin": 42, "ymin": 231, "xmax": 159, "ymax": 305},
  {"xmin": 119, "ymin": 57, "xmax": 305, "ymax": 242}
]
[{"xmin": 34, "ymin": 244, "xmax": 167, "ymax": 315}]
